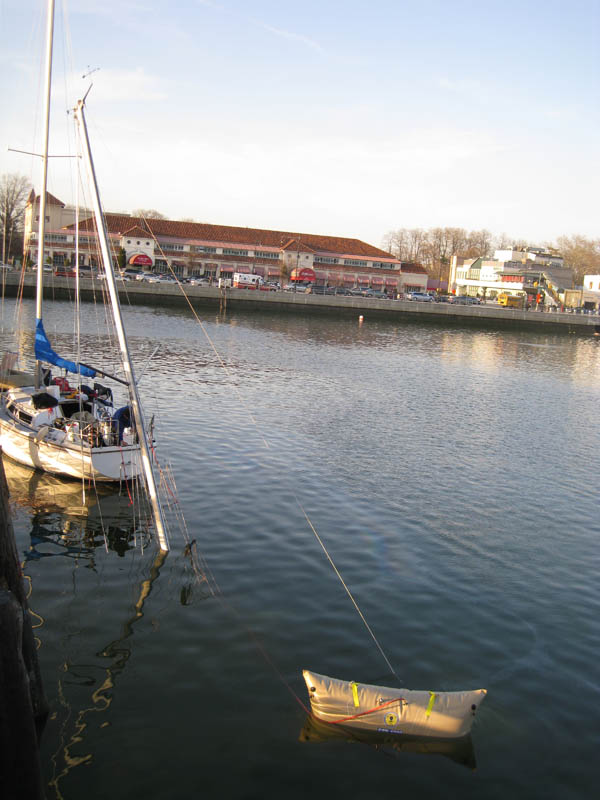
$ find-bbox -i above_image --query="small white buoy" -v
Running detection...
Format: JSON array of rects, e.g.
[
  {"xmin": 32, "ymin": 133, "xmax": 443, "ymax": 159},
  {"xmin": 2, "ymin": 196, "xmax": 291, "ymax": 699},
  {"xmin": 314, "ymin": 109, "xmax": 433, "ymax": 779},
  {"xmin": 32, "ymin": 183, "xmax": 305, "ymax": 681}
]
[{"xmin": 358, "ymin": 315, "xmax": 364, "ymax": 324}]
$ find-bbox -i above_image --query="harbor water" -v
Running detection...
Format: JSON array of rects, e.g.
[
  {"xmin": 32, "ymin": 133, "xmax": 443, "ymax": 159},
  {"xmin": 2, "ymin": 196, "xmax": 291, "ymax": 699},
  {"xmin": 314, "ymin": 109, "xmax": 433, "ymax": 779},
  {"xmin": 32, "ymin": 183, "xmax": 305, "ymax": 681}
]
[{"xmin": 2, "ymin": 298, "xmax": 599, "ymax": 799}]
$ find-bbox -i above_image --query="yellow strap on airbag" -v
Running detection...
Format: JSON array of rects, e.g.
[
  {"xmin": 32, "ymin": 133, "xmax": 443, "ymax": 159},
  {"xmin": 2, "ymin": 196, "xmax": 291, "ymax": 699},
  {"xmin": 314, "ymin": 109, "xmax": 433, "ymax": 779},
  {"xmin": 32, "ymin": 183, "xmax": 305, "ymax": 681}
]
[
  {"xmin": 350, "ymin": 682, "xmax": 360, "ymax": 707},
  {"xmin": 426, "ymin": 691, "xmax": 436, "ymax": 717}
]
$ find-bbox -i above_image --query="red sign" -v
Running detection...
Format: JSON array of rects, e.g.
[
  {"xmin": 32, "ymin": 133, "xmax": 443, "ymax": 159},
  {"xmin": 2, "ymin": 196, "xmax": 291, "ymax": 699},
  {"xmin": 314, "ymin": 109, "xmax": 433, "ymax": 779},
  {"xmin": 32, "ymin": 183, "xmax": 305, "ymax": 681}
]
[
  {"xmin": 129, "ymin": 253, "xmax": 153, "ymax": 266},
  {"xmin": 291, "ymin": 267, "xmax": 316, "ymax": 282}
]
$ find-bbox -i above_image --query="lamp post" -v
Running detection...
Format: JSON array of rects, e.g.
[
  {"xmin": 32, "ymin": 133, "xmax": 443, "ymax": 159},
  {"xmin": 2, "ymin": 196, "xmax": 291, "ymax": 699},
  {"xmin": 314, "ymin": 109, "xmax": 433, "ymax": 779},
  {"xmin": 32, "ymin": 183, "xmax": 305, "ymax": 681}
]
[{"xmin": 294, "ymin": 237, "xmax": 300, "ymax": 292}]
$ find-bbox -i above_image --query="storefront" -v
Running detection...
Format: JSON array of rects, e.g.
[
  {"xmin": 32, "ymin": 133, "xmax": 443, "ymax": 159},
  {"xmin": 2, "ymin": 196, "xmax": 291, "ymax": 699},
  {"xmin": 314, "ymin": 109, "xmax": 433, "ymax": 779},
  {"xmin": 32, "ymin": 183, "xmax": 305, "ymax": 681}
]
[{"xmin": 290, "ymin": 267, "xmax": 316, "ymax": 283}]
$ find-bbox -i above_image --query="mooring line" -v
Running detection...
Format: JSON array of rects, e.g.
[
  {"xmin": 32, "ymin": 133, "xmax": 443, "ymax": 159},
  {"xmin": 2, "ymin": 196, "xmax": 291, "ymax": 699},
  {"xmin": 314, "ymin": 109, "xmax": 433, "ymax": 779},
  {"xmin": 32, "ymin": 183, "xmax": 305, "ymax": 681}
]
[
  {"xmin": 295, "ymin": 493, "xmax": 400, "ymax": 683},
  {"xmin": 122, "ymin": 256, "xmax": 398, "ymax": 685},
  {"xmin": 142, "ymin": 226, "xmax": 271, "ymax": 450}
]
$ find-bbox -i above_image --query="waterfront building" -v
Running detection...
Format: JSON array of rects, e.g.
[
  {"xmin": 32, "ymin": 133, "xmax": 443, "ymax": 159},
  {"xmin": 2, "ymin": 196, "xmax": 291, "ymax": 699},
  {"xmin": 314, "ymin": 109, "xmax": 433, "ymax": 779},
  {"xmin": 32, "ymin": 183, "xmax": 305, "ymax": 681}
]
[
  {"xmin": 449, "ymin": 248, "xmax": 574, "ymax": 306},
  {"xmin": 583, "ymin": 274, "xmax": 600, "ymax": 291},
  {"xmin": 23, "ymin": 193, "xmax": 428, "ymax": 294},
  {"xmin": 23, "ymin": 191, "xmax": 91, "ymax": 264}
]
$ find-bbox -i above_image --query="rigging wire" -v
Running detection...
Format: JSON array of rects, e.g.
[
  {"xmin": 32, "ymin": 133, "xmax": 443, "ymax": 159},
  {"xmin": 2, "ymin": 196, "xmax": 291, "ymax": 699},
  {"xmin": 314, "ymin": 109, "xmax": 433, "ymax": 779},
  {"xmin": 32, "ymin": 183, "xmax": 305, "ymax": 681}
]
[
  {"xmin": 9, "ymin": 0, "xmax": 397, "ymax": 696},
  {"xmin": 295, "ymin": 493, "xmax": 400, "ymax": 682},
  {"xmin": 124, "ymin": 220, "xmax": 400, "ymax": 679}
]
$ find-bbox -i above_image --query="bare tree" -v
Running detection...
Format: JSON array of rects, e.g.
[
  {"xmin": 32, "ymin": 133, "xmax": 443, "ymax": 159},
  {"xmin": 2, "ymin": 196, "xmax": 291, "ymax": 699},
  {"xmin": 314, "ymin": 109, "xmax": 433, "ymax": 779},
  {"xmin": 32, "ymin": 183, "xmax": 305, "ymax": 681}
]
[
  {"xmin": 405, "ymin": 228, "xmax": 427, "ymax": 262},
  {"xmin": 423, "ymin": 227, "xmax": 451, "ymax": 281},
  {"xmin": 555, "ymin": 234, "xmax": 600, "ymax": 285},
  {"xmin": 132, "ymin": 208, "xmax": 166, "ymax": 219},
  {"xmin": 0, "ymin": 173, "xmax": 31, "ymax": 263},
  {"xmin": 382, "ymin": 228, "xmax": 411, "ymax": 260},
  {"xmin": 494, "ymin": 232, "xmax": 513, "ymax": 250},
  {"xmin": 445, "ymin": 227, "xmax": 468, "ymax": 259},
  {"xmin": 465, "ymin": 229, "xmax": 493, "ymax": 258}
]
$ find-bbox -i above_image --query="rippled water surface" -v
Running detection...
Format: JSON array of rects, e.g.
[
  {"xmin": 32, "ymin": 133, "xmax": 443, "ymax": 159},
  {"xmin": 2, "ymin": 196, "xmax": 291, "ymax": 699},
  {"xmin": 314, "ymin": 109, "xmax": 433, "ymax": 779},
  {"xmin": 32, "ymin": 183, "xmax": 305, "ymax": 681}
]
[{"xmin": 2, "ymin": 299, "xmax": 599, "ymax": 799}]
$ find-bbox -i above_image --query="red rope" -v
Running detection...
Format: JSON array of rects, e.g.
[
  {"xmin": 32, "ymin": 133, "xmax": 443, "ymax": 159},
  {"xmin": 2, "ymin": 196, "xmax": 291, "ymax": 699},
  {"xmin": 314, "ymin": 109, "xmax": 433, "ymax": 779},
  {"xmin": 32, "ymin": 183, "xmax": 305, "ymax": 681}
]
[
  {"xmin": 119, "ymin": 448, "xmax": 133, "ymax": 505},
  {"xmin": 328, "ymin": 696, "xmax": 406, "ymax": 725}
]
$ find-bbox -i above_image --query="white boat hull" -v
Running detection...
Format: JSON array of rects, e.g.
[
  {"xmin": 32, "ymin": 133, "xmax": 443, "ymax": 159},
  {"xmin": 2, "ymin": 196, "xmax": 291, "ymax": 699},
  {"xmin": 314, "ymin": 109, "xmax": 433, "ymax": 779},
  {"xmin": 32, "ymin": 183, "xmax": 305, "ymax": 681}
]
[
  {"xmin": 303, "ymin": 670, "xmax": 487, "ymax": 739},
  {"xmin": 0, "ymin": 412, "xmax": 142, "ymax": 482}
]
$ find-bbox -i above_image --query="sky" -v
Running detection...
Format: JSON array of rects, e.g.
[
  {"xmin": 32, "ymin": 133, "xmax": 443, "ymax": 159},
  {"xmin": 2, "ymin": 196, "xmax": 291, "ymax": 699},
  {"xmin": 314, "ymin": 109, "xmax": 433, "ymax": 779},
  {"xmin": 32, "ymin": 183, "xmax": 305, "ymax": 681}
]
[{"xmin": 0, "ymin": 0, "xmax": 598, "ymax": 250}]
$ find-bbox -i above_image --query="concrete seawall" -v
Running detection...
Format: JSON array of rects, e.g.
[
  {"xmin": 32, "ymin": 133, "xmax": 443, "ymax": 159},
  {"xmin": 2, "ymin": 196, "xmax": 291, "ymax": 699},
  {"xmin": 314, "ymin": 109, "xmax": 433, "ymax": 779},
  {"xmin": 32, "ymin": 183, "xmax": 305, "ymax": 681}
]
[{"xmin": 3, "ymin": 273, "xmax": 599, "ymax": 335}]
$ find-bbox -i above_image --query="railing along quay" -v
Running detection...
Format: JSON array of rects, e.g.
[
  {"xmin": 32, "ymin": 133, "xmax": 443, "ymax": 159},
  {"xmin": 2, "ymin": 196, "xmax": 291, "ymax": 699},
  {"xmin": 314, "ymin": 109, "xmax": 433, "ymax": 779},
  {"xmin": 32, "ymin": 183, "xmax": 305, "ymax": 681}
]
[{"xmin": 4, "ymin": 273, "xmax": 599, "ymax": 334}]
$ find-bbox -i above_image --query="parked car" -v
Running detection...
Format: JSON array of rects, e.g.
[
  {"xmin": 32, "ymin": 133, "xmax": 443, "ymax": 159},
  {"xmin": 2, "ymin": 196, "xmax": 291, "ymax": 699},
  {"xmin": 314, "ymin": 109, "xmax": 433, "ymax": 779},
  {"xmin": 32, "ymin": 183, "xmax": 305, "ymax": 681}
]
[
  {"xmin": 369, "ymin": 290, "xmax": 390, "ymax": 299},
  {"xmin": 451, "ymin": 295, "xmax": 481, "ymax": 305},
  {"xmin": 325, "ymin": 287, "xmax": 353, "ymax": 296},
  {"xmin": 284, "ymin": 282, "xmax": 310, "ymax": 292},
  {"xmin": 406, "ymin": 292, "xmax": 433, "ymax": 302},
  {"xmin": 54, "ymin": 268, "xmax": 76, "ymax": 278}
]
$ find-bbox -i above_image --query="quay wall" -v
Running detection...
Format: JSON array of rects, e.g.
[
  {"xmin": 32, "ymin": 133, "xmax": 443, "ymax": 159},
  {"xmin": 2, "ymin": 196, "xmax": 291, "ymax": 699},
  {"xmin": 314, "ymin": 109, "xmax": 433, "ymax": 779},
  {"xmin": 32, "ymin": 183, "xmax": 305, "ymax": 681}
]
[{"xmin": 3, "ymin": 274, "xmax": 599, "ymax": 335}]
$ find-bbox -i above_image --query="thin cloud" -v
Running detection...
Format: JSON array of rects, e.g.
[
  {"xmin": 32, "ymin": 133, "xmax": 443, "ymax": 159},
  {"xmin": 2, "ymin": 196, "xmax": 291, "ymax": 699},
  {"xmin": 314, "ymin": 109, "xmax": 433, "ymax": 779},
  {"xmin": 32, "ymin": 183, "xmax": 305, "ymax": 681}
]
[
  {"xmin": 195, "ymin": 1, "xmax": 324, "ymax": 53},
  {"xmin": 258, "ymin": 23, "xmax": 324, "ymax": 53}
]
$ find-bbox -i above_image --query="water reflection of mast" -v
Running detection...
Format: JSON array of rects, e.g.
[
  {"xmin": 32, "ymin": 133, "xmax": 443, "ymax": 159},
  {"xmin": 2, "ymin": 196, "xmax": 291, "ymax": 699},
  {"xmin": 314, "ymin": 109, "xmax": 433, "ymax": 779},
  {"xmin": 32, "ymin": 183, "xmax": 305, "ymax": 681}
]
[{"xmin": 48, "ymin": 549, "xmax": 166, "ymax": 798}]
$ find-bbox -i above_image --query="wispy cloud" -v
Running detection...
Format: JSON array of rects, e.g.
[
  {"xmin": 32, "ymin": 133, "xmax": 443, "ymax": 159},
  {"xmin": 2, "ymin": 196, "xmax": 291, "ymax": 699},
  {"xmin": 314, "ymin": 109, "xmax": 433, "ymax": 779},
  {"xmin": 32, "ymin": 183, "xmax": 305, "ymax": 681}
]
[
  {"xmin": 195, "ymin": 0, "xmax": 324, "ymax": 53},
  {"xmin": 258, "ymin": 23, "xmax": 324, "ymax": 53}
]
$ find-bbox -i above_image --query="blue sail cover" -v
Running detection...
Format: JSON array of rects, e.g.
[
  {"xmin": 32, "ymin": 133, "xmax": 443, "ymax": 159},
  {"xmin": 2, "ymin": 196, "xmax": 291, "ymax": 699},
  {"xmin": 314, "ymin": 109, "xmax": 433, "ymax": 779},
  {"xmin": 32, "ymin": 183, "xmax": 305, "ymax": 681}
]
[{"xmin": 34, "ymin": 318, "xmax": 97, "ymax": 378}]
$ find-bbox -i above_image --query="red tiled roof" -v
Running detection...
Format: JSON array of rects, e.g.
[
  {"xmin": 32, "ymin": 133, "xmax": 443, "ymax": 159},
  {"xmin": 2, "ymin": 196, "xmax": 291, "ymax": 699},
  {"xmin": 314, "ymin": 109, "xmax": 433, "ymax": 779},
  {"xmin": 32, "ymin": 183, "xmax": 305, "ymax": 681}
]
[
  {"xmin": 28, "ymin": 190, "xmax": 65, "ymax": 207},
  {"xmin": 67, "ymin": 213, "xmax": 396, "ymax": 261},
  {"xmin": 121, "ymin": 225, "xmax": 153, "ymax": 238},
  {"xmin": 281, "ymin": 238, "xmax": 318, "ymax": 254},
  {"xmin": 400, "ymin": 262, "xmax": 428, "ymax": 275}
]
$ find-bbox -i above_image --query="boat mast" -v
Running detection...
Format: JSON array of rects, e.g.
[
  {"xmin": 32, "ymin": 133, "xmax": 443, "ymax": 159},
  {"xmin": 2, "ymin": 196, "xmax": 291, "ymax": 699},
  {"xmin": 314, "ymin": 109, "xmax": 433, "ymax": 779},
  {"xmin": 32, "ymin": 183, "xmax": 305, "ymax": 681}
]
[
  {"xmin": 73, "ymin": 98, "xmax": 169, "ymax": 553},
  {"xmin": 35, "ymin": 0, "xmax": 56, "ymax": 389}
]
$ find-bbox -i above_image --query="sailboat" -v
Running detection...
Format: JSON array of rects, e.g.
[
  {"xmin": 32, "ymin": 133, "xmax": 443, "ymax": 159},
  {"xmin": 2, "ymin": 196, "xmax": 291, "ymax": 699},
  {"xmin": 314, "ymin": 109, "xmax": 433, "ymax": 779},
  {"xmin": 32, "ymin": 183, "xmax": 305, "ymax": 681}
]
[{"xmin": 0, "ymin": 0, "xmax": 168, "ymax": 551}]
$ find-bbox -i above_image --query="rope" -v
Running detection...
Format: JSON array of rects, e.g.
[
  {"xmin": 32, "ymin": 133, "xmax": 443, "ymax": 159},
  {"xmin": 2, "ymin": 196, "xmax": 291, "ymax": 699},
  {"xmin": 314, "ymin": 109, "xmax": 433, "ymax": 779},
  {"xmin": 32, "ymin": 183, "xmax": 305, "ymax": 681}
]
[
  {"xmin": 113, "ymin": 242, "xmax": 401, "ymax": 687},
  {"xmin": 295, "ymin": 493, "xmax": 400, "ymax": 683},
  {"xmin": 131, "ymin": 225, "xmax": 271, "ymax": 451},
  {"xmin": 329, "ymin": 696, "xmax": 406, "ymax": 725}
]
